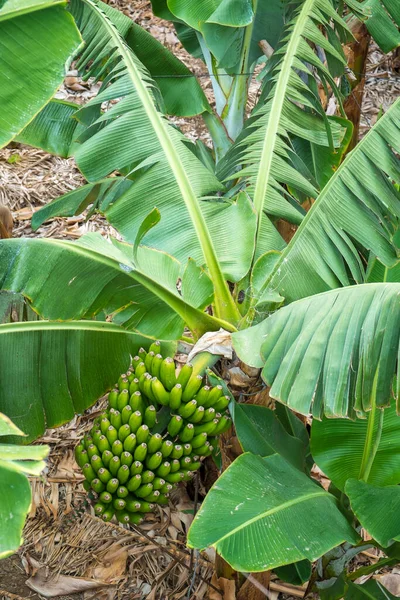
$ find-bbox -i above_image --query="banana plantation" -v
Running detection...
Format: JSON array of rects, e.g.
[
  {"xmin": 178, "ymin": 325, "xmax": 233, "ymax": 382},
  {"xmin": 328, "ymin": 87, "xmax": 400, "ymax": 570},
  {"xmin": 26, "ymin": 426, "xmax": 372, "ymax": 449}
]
[{"xmin": 1, "ymin": 0, "xmax": 400, "ymax": 597}]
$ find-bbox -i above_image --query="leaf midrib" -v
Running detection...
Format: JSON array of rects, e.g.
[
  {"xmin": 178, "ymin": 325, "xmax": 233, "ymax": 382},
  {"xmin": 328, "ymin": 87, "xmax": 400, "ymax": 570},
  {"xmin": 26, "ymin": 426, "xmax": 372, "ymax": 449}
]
[
  {"xmin": 81, "ymin": 0, "xmax": 239, "ymax": 322},
  {"xmin": 215, "ymin": 489, "xmax": 329, "ymax": 546},
  {"xmin": 253, "ymin": 0, "xmax": 316, "ymax": 243},
  {"xmin": 262, "ymin": 98, "xmax": 400, "ymax": 295}
]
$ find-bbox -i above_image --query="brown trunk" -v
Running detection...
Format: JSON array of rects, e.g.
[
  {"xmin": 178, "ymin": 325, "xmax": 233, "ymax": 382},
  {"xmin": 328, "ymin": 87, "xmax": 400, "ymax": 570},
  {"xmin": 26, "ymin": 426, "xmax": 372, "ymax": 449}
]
[{"xmin": 343, "ymin": 21, "xmax": 371, "ymax": 150}]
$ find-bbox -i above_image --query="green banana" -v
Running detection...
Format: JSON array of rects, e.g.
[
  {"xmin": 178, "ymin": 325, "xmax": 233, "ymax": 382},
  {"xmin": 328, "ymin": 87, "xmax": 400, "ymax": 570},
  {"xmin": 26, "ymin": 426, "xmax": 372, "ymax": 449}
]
[
  {"xmin": 181, "ymin": 374, "xmax": 203, "ymax": 403},
  {"xmin": 176, "ymin": 362, "xmax": 193, "ymax": 388}
]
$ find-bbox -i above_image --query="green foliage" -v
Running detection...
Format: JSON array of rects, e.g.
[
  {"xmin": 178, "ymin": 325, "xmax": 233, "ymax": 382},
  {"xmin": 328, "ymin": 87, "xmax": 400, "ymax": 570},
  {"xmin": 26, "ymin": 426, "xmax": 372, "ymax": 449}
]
[
  {"xmin": 0, "ymin": 0, "xmax": 81, "ymax": 147},
  {"xmin": 2, "ymin": 0, "xmax": 400, "ymax": 588},
  {"xmin": 187, "ymin": 453, "xmax": 359, "ymax": 571},
  {"xmin": 0, "ymin": 413, "xmax": 48, "ymax": 558}
]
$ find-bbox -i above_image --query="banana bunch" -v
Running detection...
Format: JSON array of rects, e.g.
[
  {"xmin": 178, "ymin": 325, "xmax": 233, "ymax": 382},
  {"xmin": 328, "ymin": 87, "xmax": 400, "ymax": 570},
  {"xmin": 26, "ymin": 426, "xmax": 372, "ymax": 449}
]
[{"xmin": 75, "ymin": 342, "xmax": 231, "ymax": 525}]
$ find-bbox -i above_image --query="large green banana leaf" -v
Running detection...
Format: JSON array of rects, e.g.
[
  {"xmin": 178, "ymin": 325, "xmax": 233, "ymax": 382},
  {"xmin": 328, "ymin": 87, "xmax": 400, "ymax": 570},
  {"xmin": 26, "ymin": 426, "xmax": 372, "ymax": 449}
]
[
  {"xmin": 166, "ymin": 0, "xmax": 285, "ymax": 71},
  {"xmin": 346, "ymin": 479, "xmax": 400, "ymax": 547},
  {"xmin": 230, "ymin": 402, "xmax": 306, "ymax": 471},
  {"xmin": 233, "ymin": 283, "xmax": 400, "ymax": 419},
  {"xmin": 217, "ymin": 0, "xmax": 351, "ymax": 257},
  {"xmin": 311, "ymin": 404, "xmax": 400, "ymax": 490},
  {"xmin": 63, "ymin": 0, "xmax": 240, "ymax": 322},
  {"xmin": 348, "ymin": 0, "xmax": 400, "ymax": 53},
  {"xmin": 0, "ymin": 413, "xmax": 48, "ymax": 558},
  {"xmin": 16, "ymin": 100, "xmax": 83, "ymax": 158},
  {"xmin": 0, "ymin": 234, "xmax": 230, "ymax": 339},
  {"xmin": 0, "ymin": 0, "xmax": 81, "ymax": 148},
  {"xmin": 188, "ymin": 453, "xmax": 359, "ymax": 571},
  {"xmin": 0, "ymin": 321, "xmax": 176, "ymax": 441},
  {"xmin": 252, "ymin": 99, "xmax": 400, "ymax": 306},
  {"xmin": 85, "ymin": 0, "xmax": 210, "ymax": 117}
]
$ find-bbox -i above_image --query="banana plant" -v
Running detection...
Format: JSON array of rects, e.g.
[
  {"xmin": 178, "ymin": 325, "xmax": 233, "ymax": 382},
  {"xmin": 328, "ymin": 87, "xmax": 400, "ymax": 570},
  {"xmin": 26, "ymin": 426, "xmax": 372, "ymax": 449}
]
[{"xmin": 1, "ymin": 0, "xmax": 400, "ymax": 592}]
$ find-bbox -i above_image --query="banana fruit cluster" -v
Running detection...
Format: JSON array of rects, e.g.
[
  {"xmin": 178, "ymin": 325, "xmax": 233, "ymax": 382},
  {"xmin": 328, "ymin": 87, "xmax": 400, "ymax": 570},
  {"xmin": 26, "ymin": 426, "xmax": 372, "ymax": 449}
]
[{"xmin": 75, "ymin": 342, "xmax": 232, "ymax": 525}]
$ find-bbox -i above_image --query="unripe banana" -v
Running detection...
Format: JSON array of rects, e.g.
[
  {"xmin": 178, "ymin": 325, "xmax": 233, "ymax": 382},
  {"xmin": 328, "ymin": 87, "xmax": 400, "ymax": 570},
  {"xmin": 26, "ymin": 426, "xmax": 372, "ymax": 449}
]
[
  {"xmin": 128, "ymin": 411, "xmax": 142, "ymax": 433},
  {"xmin": 204, "ymin": 385, "xmax": 223, "ymax": 408},
  {"xmin": 160, "ymin": 440, "xmax": 173, "ymax": 458},
  {"xmin": 117, "ymin": 486, "xmax": 129, "ymax": 498},
  {"xmin": 113, "ymin": 498, "xmax": 126, "ymax": 511},
  {"xmin": 156, "ymin": 461, "xmax": 171, "ymax": 478},
  {"xmin": 99, "ymin": 491, "xmax": 112, "ymax": 504},
  {"xmin": 77, "ymin": 349, "xmax": 229, "ymax": 524},
  {"xmin": 109, "ymin": 456, "xmax": 121, "ymax": 476},
  {"xmin": 213, "ymin": 395, "xmax": 231, "ymax": 412},
  {"xmin": 177, "ymin": 362, "xmax": 193, "ymax": 388},
  {"xmin": 164, "ymin": 472, "xmax": 185, "ymax": 484},
  {"xmin": 169, "ymin": 384, "xmax": 182, "ymax": 410},
  {"xmin": 129, "ymin": 391, "xmax": 146, "ymax": 413},
  {"xmin": 179, "ymin": 423, "xmax": 194, "ymax": 443},
  {"xmin": 195, "ymin": 385, "xmax": 211, "ymax": 406},
  {"xmin": 108, "ymin": 389, "xmax": 119, "ymax": 409},
  {"xmin": 91, "ymin": 478, "xmax": 105, "ymax": 493},
  {"xmin": 144, "ymin": 405, "xmax": 157, "ymax": 428},
  {"xmin": 203, "ymin": 407, "xmax": 216, "ymax": 422},
  {"xmin": 97, "ymin": 467, "xmax": 112, "ymax": 484},
  {"xmin": 123, "ymin": 433, "xmax": 137, "ymax": 453},
  {"xmin": 151, "ymin": 377, "xmax": 170, "ymax": 406},
  {"xmin": 135, "ymin": 361, "xmax": 146, "ymax": 378},
  {"xmin": 129, "ymin": 378, "xmax": 140, "ymax": 395},
  {"xmin": 94, "ymin": 502, "xmax": 106, "ymax": 515},
  {"xmin": 145, "ymin": 351, "xmax": 155, "ymax": 372},
  {"xmin": 117, "ymin": 389, "xmax": 130, "ymax": 411},
  {"xmin": 110, "ymin": 410, "xmax": 122, "ymax": 430},
  {"xmin": 178, "ymin": 399, "xmax": 197, "ymax": 419},
  {"xmin": 102, "ymin": 508, "xmax": 115, "ymax": 522},
  {"xmin": 102, "ymin": 450, "xmax": 113, "ymax": 468},
  {"xmin": 136, "ymin": 424, "xmax": 150, "ymax": 445},
  {"xmin": 168, "ymin": 415, "xmax": 183, "ymax": 437},
  {"xmin": 151, "ymin": 354, "xmax": 163, "ymax": 379},
  {"xmin": 133, "ymin": 443, "xmax": 148, "ymax": 463},
  {"xmin": 100, "ymin": 417, "xmax": 111, "ymax": 435},
  {"xmin": 127, "ymin": 474, "xmax": 142, "ymax": 493},
  {"xmin": 191, "ymin": 432, "xmax": 208, "ymax": 449},
  {"xmin": 106, "ymin": 478, "xmax": 119, "ymax": 494},
  {"xmin": 191, "ymin": 406, "xmax": 205, "ymax": 423},
  {"xmin": 121, "ymin": 451, "xmax": 133, "ymax": 468},
  {"xmin": 148, "ymin": 433, "xmax": 162, "ymax": 454},
  {"xmin": 171, "ymin": 445, "xmax": 183, "ymax": 460},
  {"xmin": 135, "ymin": 483, "xmax": 153, "ymax": 498},
  {"xmin": 83, "ymin": 463, "xmax": 96, "ymax": 482},
  {"xmin": 90, "ymin": 454, "xmax": 103, "ymax": 472},
  {"xmin": 145, "ymin": 451, "xmax": 163, "ymax": 471},
  {"xmin": 117, "ymin": 510, "xmax": 131, "ymax": 524},
  {"xmin": 193, "ymin": 419, "xmax": 218, "ymax": 436},
  {"xmin": 121, "ymin": 405, "xmax": 133, "ymax": 425},
  {"xmin": 117, "ymin": 465, "xmax": 130, "ymax": 485},
  {"xmin": 130, "ymin": 461, "xmax": 143, "ymax": 475},
  {"xmin": 149, "ymin": 340, "xmax": 161, "ymax": 355},
  {"xmin": 138, "ymin": 348, "xmax": 147, "ymax": 361},
  {"xmin": 131, "ymin": 355, "xmax": 141, "ymax": 370},
  {"xmin": 125, "ymin": 496, "xmax": 141, "ymax": 512},
  {"xmin": 87, "ymin": 444, "xmax": 98, "ymax": 460},
  {"xmin": 111, "ymin": 440, "xmax": 123, "ymax": 456},
  {"xmin": 106, "ymin": 425, "xmax": 118, "ymax": 445},
  {"xmin": 212, "ymin": 415, "xmax": 232, "ymax": 435},
  {"xmin": 141, "ymin": 470, "xmax": 155, "ymax": 484},
  {"xmin": 118, "ymin": 424, "xmax": 131, "ymax": 443}
]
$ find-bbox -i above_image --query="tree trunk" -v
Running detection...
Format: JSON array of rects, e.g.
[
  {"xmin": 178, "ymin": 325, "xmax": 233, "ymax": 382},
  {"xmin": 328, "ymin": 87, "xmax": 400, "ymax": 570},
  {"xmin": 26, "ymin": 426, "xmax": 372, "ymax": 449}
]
[{"xmin": 343, "ymin": 21, "xmax": 371, "ymax": 150}]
